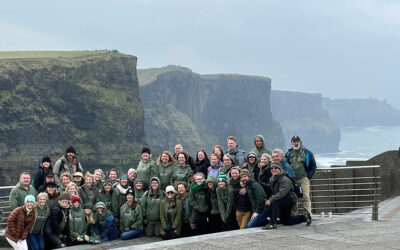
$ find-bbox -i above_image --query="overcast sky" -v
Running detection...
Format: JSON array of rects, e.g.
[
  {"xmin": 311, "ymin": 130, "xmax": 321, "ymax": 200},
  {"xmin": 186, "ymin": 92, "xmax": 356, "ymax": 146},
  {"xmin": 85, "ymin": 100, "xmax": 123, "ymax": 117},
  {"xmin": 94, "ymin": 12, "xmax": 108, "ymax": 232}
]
[{"xmin": 1, "ymin": 0, "xmax": 399, "ymax": 108}]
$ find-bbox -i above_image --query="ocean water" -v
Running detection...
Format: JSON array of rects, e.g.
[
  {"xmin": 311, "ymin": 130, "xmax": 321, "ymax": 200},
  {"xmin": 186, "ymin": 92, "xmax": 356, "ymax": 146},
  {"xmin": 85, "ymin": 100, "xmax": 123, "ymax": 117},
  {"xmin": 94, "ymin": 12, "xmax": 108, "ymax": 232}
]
[{"xmin": 315, "ymin": 126, "xmax": 400, "ymax": 168}]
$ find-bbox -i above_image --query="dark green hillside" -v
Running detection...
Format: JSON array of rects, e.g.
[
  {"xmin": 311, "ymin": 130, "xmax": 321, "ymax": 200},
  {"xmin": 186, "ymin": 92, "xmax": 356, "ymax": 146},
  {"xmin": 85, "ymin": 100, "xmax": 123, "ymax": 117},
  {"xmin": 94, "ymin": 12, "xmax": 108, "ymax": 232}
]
[{"xmin": 0, "ymin": 51, "xmax": 144, "ymax": 184}]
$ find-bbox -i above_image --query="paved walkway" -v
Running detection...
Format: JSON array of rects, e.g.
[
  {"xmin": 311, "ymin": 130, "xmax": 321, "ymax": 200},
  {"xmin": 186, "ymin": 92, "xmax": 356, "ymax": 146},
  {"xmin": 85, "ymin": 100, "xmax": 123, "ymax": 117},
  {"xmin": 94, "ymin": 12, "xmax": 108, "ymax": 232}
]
[{"xmin": 2, "ymin": 196, "xmax": 400, "ymax": 250}]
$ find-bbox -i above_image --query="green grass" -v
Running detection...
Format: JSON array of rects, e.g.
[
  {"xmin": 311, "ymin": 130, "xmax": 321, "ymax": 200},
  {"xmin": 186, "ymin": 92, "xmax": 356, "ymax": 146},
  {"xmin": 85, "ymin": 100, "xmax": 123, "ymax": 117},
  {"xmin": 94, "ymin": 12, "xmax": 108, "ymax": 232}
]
[
  {"xmin": 0, "ymin": 50, "xmax": 109, "ymax": 59},
  {"xmin": 137, "ymin": 65, "xmax": 188, "ymax": 86}
]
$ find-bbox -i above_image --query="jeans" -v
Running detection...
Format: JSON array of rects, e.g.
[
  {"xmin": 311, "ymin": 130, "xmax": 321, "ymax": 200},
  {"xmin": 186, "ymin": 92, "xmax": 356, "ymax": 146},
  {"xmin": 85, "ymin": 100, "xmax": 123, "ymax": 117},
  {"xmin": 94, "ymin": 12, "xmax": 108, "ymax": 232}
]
[
  {"xmin": 120, "ymin": 229, "xmax": 143, "ymax": 240},
  {"xmin": 247, "ymin": 209, "xmax": 269, "ymax": 228},
  {"xmin": 27, "ymin": 234, "xmax": 44, "ymax": 250}
]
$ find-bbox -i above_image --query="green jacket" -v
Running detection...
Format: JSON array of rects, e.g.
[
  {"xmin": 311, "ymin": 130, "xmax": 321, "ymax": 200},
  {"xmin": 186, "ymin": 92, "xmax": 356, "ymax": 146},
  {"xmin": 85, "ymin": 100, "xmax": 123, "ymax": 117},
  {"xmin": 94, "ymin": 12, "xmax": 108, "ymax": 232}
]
[
  {"xmin": 206, "ymin": 176, "xmax": 219, "ymax": 215},
  {"xmin": 250, "ymin": 134, "xmax": 272, "ymax": 162},
  {"xmin": 177, "ymin": 193, "xmax": 191, "ymax": 224},
  {"xmin": 170, "ymin": 164, "xmax": 190, "ymax": 187},
  {"xmin": 189, "ymin": 181, "xmax": 209, "ymax": 223},
  {"xmin": 69, "ymin": 206, "xmax": 87, "ymax": 240},
  {"xmin": 160, "ymin": 197, "xmax": 182, "ymax": 236},
  {"xmin": 9, "ymin": 182, "xmax": 38, "ymax": 210},
  {"xmin": 141, "ymin": 177, "xmax": 165, "ymax": 222},
  {"xmin": 78, "ymin": 184, "xmax": 100, "ymax": 210},
  {"xmin": 216, "ymin": 185, "xmax": 234, "ymax": 223},
  {"xmin": 98, "ymin": 189, "xmax": 113, "ymax": 211},
  {"xmin": 157, "ymin": 162, "xmax": 176, "ymax": 191},
  {"xmin": 119, "ymin": 202, "xmax": 143, "ymax": 231},
  {"xmin": 246, "ymin": 180, "xmax": 267, "ymax": 214},
  {"xmin": 269, "ymin": 172, "xmax": 298, "ymax": 204},
  {"xmin": 31, "ymin": 204, "xmax": 50, "ymax": 234},
  {"xmin": 93, "ymin": 209, "xmax": 114, "ymax": 233},
  {"xmin": 136, "ymin": 159, "xmax": 158, "ymax": 187},
  {"xmin": 111, "ymin": 184, "xmax": 130, "ymax": 219}
]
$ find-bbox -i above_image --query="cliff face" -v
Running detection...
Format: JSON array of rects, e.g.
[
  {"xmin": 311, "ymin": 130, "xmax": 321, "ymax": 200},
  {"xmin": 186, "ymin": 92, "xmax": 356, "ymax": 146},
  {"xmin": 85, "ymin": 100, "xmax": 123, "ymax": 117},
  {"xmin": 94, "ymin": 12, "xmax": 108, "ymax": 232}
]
[
  {"xmin": 271, "ymin": 90, "xmax": 340, "ymax": 153},
  {"xmin": 322, "ymin": 97, "xmax": 400, "ymax": 127},
  {"xmin": 139, "ymin": 66, "xmax": 285, "ymax": 156},
  {"xmin": 0, "ymin": 52, "xmax": 144, "ymax": 184}
]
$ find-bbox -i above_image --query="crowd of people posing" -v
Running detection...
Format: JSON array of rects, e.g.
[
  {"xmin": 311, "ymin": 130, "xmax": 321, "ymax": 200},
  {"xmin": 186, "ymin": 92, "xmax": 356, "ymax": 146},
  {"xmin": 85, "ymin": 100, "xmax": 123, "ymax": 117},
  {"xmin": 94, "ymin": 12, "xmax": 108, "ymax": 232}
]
[{"xmin": 5, "ymin": 134, "xmax": 317, "ymax": 250}]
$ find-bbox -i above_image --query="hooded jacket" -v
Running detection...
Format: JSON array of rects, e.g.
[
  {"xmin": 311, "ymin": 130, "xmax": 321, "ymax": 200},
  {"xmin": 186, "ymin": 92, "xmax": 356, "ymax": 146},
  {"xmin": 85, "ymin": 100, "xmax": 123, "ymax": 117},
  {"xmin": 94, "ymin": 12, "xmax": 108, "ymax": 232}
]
[
  {"xmin": 206, "ymin": 176, "xmax": 219, "ymax": 215},
  {"xmin": 69, "ymin": 204, "xmax": 87, "ymax": 240},
  {"xmin": 31, "ymin": 203, "xmax": 51, "ymax": 234},
  {"xmin": 141, "ymin": 177, "xmax": 165, "ymax": 222},
  {"xmin": 250, "ymin": 135, "xmax": 272, "ymax": 161},
  {"xmin": 194, "ymin": 158, "xmax": 210, "ymax": 179},
  {"xmin": 119, "ymin": 201, "xmax": 143, "ymax": 231},
  {"xmin": 34, "ymin": 163, "xmax": 53, "ymax": 191},
  {"xmin": 78, "ymin": 184, "xmax": 100, "ymax": 210},
  {"xmin": 244, "ymin": 153, "xmax": 258, "ymax": 180},
  {"xmin": 170, "ymin": 163, "xmax": 191, "ymax": 187},
  {"xmin": 134, "ymin": 178, "xmax": 146, "ymax": 202},
  {"xmin": 53, "ymin": 155, "xmax": 83, "ymax": 186},
  {"xmin": 98, "ymin": 186, "xmax": 113, "ymax": 211},
  {"xmin": 5, "ymin": 205, "xmax": 36, "ymax": 242},
  {"xmin": 160, "ymin": 196, "xmax": 182, "ymax": 236},
  {"xmin": 136, "ymin": 158, "xmax": 158, "ymax": 187},
  {"xmin": 157, "ymin": 162, "xmax": 176, "ymax": 191},
  {"xmin": 226, "ymin": 145, "xmax": 246, "ymax": 167},
  {"xmin": 9, "ymin": 182, "xmax": 38, "ymax": 210},
  {"xmin": 216, "ymin": 184, "xmax": 234, "ymax": 223},
  {"xmin": 111, "ymin": 183, "xmax": 131, "ymax": 219}
]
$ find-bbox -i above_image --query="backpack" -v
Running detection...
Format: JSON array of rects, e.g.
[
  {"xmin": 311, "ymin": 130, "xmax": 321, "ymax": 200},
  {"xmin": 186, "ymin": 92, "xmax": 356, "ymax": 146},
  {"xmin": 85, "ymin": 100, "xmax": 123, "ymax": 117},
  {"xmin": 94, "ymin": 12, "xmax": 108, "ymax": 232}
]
[{"xmin": 287, "ymin": 174, "xmax": 303, "ymax": 198}]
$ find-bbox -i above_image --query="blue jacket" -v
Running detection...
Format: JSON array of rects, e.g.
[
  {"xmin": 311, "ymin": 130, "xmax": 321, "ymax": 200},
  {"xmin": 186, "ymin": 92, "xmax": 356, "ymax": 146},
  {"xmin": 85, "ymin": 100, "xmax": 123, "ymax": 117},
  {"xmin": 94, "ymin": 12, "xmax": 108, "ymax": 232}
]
[
  {"xmin": 285, "ymin": 147, "xmax": 317, "ymax": 179},
  {"xmin": 281, "ymin": 159, "xmax": 295, "ymax": 178}
]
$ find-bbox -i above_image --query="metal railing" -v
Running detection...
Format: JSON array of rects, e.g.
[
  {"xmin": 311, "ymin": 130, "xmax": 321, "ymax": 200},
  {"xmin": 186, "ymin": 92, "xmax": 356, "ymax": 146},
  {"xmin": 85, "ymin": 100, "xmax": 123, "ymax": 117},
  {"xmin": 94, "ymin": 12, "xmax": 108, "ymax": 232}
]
[
  {"xmin": 309, "ymin": 165, "xmax": 381, "ymax": 220},
  {"xmin": 0, "ymin": 186, "xmax": 15, "ymax": 229}
]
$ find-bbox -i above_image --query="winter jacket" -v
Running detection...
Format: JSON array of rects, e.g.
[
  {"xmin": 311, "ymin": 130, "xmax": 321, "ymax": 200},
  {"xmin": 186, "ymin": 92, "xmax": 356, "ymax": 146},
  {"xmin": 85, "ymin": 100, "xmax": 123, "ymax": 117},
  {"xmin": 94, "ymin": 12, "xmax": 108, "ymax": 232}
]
[
  {"xmin": 244, "ymin": 153, "xmax": 258, "ymax": 180},
  {"xmin": 93, "ymin": 209, "xmax": 115, "ymax": 234},
  {"xmin": 78, "ymin": 184, "xmax": 100, "ymax": 210},
  {"xmin": 285, "ymin": 146, "xmax": 317, "ymax": 179},
  {"xmin": 246, "ymin": 180, "xmax": 267, "ymax": 214},
  {"xmin": 111, "ymin": 183, "xmax": 131, "ymax": 219},
  {"xmin": 134, "ymin": 179, "xmax": 146, "ymax": 202},
  {"xmin": 189, "ymin": 181, "xmax": 209, "ymax": 224},
  {"xmin": 46, "ymin": 201, "xmax": 70, "ymax": 247},
  {"xmin": 206, "ymin": 176, "xmax": 219, "ymax": 215},
  {"xmin": 216, "ymin": 186, "xmax": 234, "ymax": 223},
  {"xmin": 269, "ymin": 171, "xmax": 298, "ymax": 204},
  {"xmin": 46, "ymin": 192, "xmax": 60, "ymax": 209},
  {"xmin": 250, "ymin": 135, "xmax": 272, "ymax": 161},
  {"xmin": 98, "ymin": 189, "xmax": 113, "ymax": 211},
  {"xmin": 281, "ymin": 158, "xmax": 295, "ymax": 178},
  {"xmin": 194, "ymin": 159, "xmax": 210, "ymax": 178},
  {"xmin": 34, "ymin": 164, "xmax": 53, "ymax": 191},
  {"xmin": 157, "ymin": 162, "xmax": 176, "ymax": 191},
  {"xmin": 173, "ymin": 153, "xmax": 196, "ymax": 170},
  {"xmin": 137, "ymin": 159, "xmax": 158, "ymax": 187},
  {"xmin": 170, "ymin": 164, "xmax": 191, "ymax": 187},
  {"xmin": 119, "ymin": 202, "xmax": 143, "ymax": 231},
  {"xmin": 69, "ymin": 206, "xmax": 87, "ymax": 240},
  {"xmin": 226, "ymin": 145, "xmax": 246, "ymax": 167},
  {"xmin": 160, "ymin": 197, "xmax": 182, "ymax": 236},
  {"xmin": 234, "ymin": 188, "xmax": 251, "ymax": 212},
  {"xmin": 207, "ymin": 164, "xmax": 223, "ymax": 179},
  {"xmin": 141, "ymin": 177, "xmax": 165, "ymax": 222},
  {"xmin": 31, "ymin": 204, "xmax": 50, "ymax": 234},
  {"xmin": 177, "ymin": 193, "xmax": 191, "ymax": 224},
  {"xmin": 256, "ymin": 165, "xmax": 272, "ymax": 198},
  {"xmin": 9, "ymin": 182, "xmax": 38, "ymax": 210},
  {"xmin": 53, "ymin": 155, "xmax": 83, "ymax": 186},
  {"xmin": 5, "ymin": 206, "xmax": 36, "ymax": 242}
]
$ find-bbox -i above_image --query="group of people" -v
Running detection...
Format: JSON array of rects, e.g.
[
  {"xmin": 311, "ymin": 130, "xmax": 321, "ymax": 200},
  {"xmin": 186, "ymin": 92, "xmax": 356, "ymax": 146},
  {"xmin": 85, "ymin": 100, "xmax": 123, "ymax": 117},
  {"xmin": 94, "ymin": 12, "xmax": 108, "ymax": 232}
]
[{"xmin": 5, "ymin": 134, "xmax": 317, "ymax": 249}]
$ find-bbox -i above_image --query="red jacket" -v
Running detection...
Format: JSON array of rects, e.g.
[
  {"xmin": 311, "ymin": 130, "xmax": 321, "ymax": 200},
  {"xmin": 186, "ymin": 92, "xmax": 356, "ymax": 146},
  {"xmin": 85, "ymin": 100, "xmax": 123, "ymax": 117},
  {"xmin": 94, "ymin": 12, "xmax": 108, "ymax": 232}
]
[{"xmin": 5, "ymin": 205, "xmax": 36, "ymax": 242}]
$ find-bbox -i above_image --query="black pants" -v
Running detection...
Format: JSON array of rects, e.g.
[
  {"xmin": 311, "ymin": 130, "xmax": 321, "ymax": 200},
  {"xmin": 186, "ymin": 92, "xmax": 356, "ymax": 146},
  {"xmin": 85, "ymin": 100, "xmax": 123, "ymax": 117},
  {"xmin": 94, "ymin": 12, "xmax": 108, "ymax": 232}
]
[
  {"xmin": 195, "ymin": 212, "xmax": 209, "ymax": 235},
  {"xmin": 222, "ymin": 210, "xmax": 239, "ymax": 231},
  {"xmin": 209, "ymin": 214, "xmax": 222, "ymax": 233},
  {"xmin": 271, "ymin": 198, "xmax": 306, "ymax": 225},
  {"xmin": 181, "ymin": 222, "xmax": 195, "ymax": 237}
]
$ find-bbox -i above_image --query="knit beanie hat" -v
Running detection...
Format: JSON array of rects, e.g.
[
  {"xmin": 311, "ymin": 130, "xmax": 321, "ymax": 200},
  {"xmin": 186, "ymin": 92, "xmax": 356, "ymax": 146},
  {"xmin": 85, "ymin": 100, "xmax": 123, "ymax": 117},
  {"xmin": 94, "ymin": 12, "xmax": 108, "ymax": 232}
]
[
  {"xmin": 42, "ymin": 156, "xmax": 51, "ymax": 163},
  {"xmin": 83, "ymin": 203, "xmax": 92, "ymax": 210},
  {"xmin": 66, "ymin": 146, "xmax": 76, "ymax": 154},
  {"xmin": 271, "ymin": 161, "xmax": 282, "ymax": 170},
  {"xmin": 103, "ymin": 179, "xmax": 112, "ymax": 187},
  {"xmin": 240, "ymin": 169, "xmax": 251, "ymax": 177},
  {"xmin": 126, "ymin": 188, "xmax": 134, "ymax": 196},
  {"xmin": 59, "ymin": 192, "xmax": 70, "ymax": 200},
  {"xmin": 217, "ymin": 172, "xmax": 227, "ymax": 183},
  {"xmin": 24, "ymin": 195, "xmax": 36, "ymax": 203},
  {"xmin": 95, "ymin": 202, "xmax": 106, "ymax": 209},
  {"xmin": 141, "ymin": 147, "xmax": 151, "ymax": 155},
  {"xmin": 71, "ymin": 196, "xmax": 81, "ymax": 203},
  {"xmin": 121, "ymin": 174, "xmax": 128, "ymax": 180}
]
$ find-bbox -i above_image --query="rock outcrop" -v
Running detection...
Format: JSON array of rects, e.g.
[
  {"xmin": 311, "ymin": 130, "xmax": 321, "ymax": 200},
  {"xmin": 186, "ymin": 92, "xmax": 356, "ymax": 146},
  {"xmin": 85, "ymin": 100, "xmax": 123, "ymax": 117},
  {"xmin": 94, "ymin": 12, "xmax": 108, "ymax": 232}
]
[
  {"xmin": 271, "ymin": 90, "xmax": 340, "ymax": 153},
  {"xmin": 0, "ymin": 51, "xmax": 144, "ymax": 184},
  {"xmin": 138, "ymin": 66, "xmax": 285, "ymax": 156}
]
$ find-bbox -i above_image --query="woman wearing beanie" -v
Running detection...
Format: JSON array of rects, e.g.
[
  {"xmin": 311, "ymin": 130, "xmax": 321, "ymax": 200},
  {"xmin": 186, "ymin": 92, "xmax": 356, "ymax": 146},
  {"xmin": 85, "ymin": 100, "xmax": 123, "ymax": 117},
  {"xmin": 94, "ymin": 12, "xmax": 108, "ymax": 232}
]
[
  {"xmin": 189, "ymin": 173, "xmax": 209, "ymax": 235},
  {"xmin": 206, "ymin": 175, "xmax": 221, "ymax": 233},
  {"xmin": 28, "ymin": 193, "xmax": 50, "ymax": 250},
  {"xmin": 34, "ymin": 156, "xmax": 53, "ymax": 191},
  {"xmin": 98, "ymin": 179, "xmax": 114, "ymax": 211},
  {"xmin": 44, "ymin": 192, "xmax": 71, "ymax": 248},
  {"xmin": 141, "ymin": 177, "xmax": 164, "ymax": 237},
  {"xmin": 157, "ymin": 151, "xmax": 177, "ymax": 191},
  {"xmin": 136, "ymin": 147, "xmax": 158, "ymax": 188},
  {"xmin": 120, "ymin": 189, "xmax": 143, "ymax": 240},
  {"xmin": 170, "ymin": 152, "xmax": 191, "ymax": 187},
  {"xmin": 160, "ymin": 185, "xmax": 182, "ymax": 240},
  {"xmin": 5, "ymin": 194, "xmax": 36, "ymax": 250},
  {"xmin": 93, "ymin": 201, "xmax": 118, "ymax": 242},
  {"xmin": 78, "ymin": 172, "xmax": 100, "ymax": 210},
  {"xmin": 216, "ymin": 172, "xmax": 237, "ymax": 231},
  {"xmin": 263, "ymin": 161, "xmax": 311, "ymax": 230},
  {"xmin": 44, "ymin": 182, "xmax": 60, "ymax": 209}
]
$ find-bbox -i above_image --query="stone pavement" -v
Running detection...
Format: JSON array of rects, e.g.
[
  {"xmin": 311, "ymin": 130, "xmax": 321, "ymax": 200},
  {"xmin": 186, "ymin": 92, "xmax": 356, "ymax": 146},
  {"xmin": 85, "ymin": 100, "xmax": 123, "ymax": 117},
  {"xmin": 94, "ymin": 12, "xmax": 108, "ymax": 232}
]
[{"xmin": 2, "ymin": 196, "xmax": 400, "ymax": 250}]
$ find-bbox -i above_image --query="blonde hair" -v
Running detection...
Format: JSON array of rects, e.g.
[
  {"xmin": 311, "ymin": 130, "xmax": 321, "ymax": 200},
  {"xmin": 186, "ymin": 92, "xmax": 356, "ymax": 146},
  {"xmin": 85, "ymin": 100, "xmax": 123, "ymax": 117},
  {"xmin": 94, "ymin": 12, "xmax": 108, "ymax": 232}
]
[
  {"xmin": 194, "ymin": 172, "xmax": 205, "ymax": 180},
  {"xmin": 61, "ymin": 172, "xmax": 72, "ymax": 181},
  {"xmin": 66, "ymin": 182, "xmax": 78, "ymax": 194},
  {"xmin": 37, "ymin": 192, "xmax": 49, "ymax": 200},
  {"xmin": 84, "ymin": 171, "xmax": 95, "ymax": 182}
]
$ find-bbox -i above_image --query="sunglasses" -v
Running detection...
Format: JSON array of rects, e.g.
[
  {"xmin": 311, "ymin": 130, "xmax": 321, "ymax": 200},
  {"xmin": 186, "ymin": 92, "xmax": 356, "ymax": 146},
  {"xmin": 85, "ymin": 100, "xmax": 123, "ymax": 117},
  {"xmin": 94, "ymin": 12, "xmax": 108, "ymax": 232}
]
[
  {"xmin": 167, "ymin": 191, "xmax": 175, "ymax": 194},
  {"xmin": 271, "ymin": 167, "xmax": 280, "ymax": 170}
]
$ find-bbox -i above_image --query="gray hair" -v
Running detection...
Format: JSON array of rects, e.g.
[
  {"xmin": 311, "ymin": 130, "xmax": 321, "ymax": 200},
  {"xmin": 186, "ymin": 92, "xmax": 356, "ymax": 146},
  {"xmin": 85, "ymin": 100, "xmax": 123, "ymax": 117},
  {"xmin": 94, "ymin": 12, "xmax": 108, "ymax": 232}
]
[
  {"xmin": 261, "ymin": 153, "xmax": 272, "ymax": 161},
  {"xmin": 272, "ymin": 148, "xmax": 284, "ymax": 157}
]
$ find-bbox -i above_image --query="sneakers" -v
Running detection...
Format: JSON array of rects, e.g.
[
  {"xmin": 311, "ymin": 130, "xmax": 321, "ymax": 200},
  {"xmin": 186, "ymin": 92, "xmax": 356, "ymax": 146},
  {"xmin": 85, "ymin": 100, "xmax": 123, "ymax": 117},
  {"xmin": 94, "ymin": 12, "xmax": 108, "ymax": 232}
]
[
  {"xmin": 262, "ymin": 223, "xmax": 277, "ymax": 230},
  {"xmin": 305, "ymin": 212, "xmax": 312, "ymax": 226}
]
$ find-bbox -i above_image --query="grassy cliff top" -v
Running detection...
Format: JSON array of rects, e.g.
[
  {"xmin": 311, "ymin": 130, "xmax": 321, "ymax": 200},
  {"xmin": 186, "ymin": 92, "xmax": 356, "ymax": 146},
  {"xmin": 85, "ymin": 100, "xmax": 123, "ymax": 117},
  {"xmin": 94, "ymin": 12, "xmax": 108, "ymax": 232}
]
[
  {"xmin": 0, "ymin": 50, "xmax": 110, "ymax": 59},
  {"xmin": 137, "ymin": 65, "xmax": 191, "ymax": 86}
]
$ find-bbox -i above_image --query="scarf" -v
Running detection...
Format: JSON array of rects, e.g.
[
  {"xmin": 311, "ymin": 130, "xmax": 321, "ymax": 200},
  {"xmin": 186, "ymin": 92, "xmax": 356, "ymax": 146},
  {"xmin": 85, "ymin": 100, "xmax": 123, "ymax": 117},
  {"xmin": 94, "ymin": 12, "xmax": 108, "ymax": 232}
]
[{"xmin": 190, "ymin": 181, "xmax": 206, "ymax": 193}]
